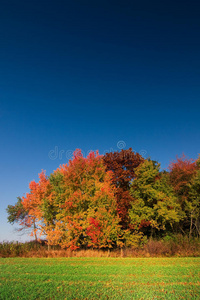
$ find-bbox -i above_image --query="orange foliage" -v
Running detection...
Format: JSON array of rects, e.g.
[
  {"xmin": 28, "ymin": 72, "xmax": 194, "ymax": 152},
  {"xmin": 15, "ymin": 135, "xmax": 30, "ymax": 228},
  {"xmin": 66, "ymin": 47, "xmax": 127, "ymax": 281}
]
[{"xmin": 21, "ymin": 150, "xmax": 122, "ymax": 249}]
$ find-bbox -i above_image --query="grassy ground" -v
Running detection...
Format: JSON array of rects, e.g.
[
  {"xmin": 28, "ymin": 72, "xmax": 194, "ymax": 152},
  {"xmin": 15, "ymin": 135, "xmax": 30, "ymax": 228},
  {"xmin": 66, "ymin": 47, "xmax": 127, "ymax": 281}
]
[{"xmin": 0, "ymin": 257, "xmax": 199, "ymax": 299}]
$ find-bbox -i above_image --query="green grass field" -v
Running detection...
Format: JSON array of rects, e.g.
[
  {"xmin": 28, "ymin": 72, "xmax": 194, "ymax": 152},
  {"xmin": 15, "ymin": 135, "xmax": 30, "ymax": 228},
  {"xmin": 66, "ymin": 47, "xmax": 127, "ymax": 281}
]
[{"xmin": 0, "ymin": 257, "xmax": 199, "ymax": 299}]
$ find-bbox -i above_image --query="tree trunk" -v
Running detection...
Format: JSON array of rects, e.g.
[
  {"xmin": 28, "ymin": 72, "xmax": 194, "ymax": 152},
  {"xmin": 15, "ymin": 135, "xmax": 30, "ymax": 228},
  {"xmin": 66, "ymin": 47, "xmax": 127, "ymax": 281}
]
[
  {"xmin": 195, "ymin": 219, "xmax": 200, "ymax": 236},
  {"xmin": 150, "ymin": 227, "xmax": 154, "ymax": 238},
  {"xmin": 33, "ymin": 220, "xmax": 37, "ymax": 243},
  {"xmin": 48, "ymin": 241, "xmax": 51, "ymax": 251},
  {"xmin": 189, "ymin": 215, "xmax": 193, "ymax": 240},
  {"xmin": 107, "ymin": 249, "xmax": 110, "ymax": 257}
]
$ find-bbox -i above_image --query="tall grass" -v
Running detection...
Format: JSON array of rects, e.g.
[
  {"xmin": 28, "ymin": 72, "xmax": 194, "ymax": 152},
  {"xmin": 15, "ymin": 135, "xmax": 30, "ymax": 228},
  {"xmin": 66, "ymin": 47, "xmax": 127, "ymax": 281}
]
[
  {"xmin": 0, "ymin": 235, "xmax": 199, "ymax": 258},
  {"xmin": 0, "ymin": 240, "xmax": 46, "ymax": 257}
]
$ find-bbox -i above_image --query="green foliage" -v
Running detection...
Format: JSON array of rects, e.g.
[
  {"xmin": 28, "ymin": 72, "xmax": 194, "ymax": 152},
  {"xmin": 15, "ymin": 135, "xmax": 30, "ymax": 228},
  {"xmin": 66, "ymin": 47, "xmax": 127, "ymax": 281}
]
[
  {"xmin": 129, "ymin": 160, "xmax": 181, "ymax": 236},
  {"xmin": 6, "ymin": 197, "xmax": 27, "ymax": 225},
  {"xmin": 186, "ymin": 167, "xmax": 200, "ymax": 237}
]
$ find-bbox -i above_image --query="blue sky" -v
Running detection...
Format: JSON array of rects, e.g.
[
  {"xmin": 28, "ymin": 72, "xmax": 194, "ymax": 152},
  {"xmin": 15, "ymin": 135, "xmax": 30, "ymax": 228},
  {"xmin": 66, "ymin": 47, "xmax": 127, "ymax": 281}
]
[{"xmin": 0, "ymin": 0, "xmax": 200, "ymax": 242}]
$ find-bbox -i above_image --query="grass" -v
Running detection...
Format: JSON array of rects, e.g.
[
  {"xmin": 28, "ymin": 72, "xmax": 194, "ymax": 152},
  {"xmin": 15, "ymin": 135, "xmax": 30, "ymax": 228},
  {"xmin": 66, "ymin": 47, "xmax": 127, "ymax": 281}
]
[{"xmin": 0, "ymin": 257, "xmax": 199, "ymax": 299}]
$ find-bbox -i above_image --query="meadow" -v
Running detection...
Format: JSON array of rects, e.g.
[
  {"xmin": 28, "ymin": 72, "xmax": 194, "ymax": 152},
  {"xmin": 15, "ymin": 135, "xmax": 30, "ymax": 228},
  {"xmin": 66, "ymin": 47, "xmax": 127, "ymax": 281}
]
[{"xmin": 0, "ymin": 257, "xmax": 199, "ymax": 299}]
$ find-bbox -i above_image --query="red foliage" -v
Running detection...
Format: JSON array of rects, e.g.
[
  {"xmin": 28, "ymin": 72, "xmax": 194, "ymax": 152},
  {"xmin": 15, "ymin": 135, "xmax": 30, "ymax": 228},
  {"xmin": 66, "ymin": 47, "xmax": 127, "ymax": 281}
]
[
  {"xmin": 103, "ymin": 148, "xmax": 144, "ymax": 228},
  {"xmin": 138, "ymin": 220, "xmax": 151, "ymax": 230},
  {"xmin": 86, "ymin": 218, "xmax": 101, "ymax": 247},
  {"xmin": 169, "ymin": 154, "xmax": 197, "ymax": 201}
]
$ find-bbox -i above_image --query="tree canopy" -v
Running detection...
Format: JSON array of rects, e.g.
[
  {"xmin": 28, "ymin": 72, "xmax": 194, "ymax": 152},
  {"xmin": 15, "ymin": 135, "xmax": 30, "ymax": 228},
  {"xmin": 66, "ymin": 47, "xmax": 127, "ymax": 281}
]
[{"xmin": 7, "ymin": 150, "xmax": 200, "ymax": 248}]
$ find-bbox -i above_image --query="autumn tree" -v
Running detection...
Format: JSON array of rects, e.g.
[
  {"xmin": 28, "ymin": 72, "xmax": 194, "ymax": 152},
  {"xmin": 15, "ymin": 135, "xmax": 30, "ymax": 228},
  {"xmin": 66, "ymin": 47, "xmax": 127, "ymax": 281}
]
[
  {"xmin": 169, "ymin": 154, "xmax": 197, "ymax": 202},
  {"xmin": 129, "ymin": 159, "xmax": 181, "ymax": 238},
  {"xmin": 47, "ymin": 150, "xmax": 122, "ymax": 249},
  {"xmin": 16, "ymin": 150, "xmax": 122, "ymax": 250},
  {"xmin": 186, "ymin": 170, "xmax": 200, "ymax": 238},
  {"xmin": 182, "ymin": 156, "xmax": 200, "ymax": 238},
  {"xmin": 169, "ymin": 154, "xmax": 198, "ymax": 235},
  {"xmin": 21, "ymin": 171, "xmax": 53, "ymax": 242},
  {"xmin": 103, "ymin": 148, "xmax": 144, "ymax": 228}
]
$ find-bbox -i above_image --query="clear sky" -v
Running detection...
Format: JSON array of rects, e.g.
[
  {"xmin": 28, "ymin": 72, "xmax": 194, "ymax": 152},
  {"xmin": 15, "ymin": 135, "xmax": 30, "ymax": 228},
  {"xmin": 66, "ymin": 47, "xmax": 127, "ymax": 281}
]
[{"xmin": 0, "ymin": 0, "xmax": 200, "ymax": 242}]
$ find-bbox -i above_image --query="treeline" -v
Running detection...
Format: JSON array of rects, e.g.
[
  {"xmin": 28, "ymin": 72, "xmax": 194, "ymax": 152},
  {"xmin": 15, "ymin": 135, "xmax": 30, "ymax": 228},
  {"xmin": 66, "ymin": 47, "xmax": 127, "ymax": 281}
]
[
  {"xmin": 7, "ymin": 149, "xmax": 200, "ymax": 250},
  {"xmin": 1, "ymin": 236, "xmax": 200, "ymax": 257}
]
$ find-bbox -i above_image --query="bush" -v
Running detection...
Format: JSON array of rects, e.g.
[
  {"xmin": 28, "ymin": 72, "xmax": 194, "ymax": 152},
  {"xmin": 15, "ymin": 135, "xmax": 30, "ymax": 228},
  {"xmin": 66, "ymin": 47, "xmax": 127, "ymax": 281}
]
[{"xmin": 0, "ymin": 235, "xmax": 199, "ymax": 258}]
